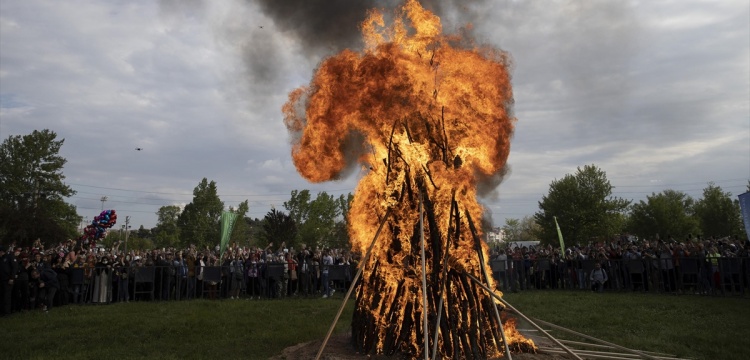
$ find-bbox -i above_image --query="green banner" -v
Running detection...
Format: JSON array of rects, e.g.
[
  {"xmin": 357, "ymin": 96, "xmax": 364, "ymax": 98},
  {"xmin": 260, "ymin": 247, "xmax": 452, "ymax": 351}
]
[
  {"xmin": 220, "ymin": 211, "xmax": 238, "ymax": 259},
  {"xmin": 554, "ymin": 216, "xmax": 565, "ymax": 251}
]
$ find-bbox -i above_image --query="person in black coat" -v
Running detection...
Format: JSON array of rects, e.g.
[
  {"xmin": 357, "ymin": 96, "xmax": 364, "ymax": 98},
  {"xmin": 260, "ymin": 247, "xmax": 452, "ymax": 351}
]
[
  {"xmin": 31, "ymin": 267, "xmax": 59, "ymax": 312},
  {"xmin": 1, "ymin": 246, "xmax": 19, "ymax": 316},
  {"xmin": 13, "ymin": 251, "xmax": 31, "ymax": 312}
]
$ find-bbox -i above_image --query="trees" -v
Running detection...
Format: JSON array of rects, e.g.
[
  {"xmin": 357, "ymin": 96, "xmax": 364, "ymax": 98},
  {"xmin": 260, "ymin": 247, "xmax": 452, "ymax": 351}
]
[
  {"xmin": 502, "ymin": 218, "xmax": 521, "ymax": 242},
  {"xmin": 154, "ymin": 205, "xmax": 182, "ymax": 248},
  {"xmin": 0, "ymin": 129, "xmax": 79, "ymax": 245},
  {"xmin": 534, "ymin": 165, "xmax": 630, "ymax": 246},
  {"xmin": 693, "ymin": 183, "xmax": 744, "ymax": 239},
  {"xmin": 176, "ymin": 178, "xmax": 224, "ymax": 249},
  {"xmin": 260, "ymin": 208, "xmax": 297, "ymax": 249},
  {"xmin": 518, "ymin": 215, "xmax": 542, "ymax": 242},
  {"xmin": 627, "ymin": 190, "xmax": 699, "ymax": 241},
  {"xmin": 283, "ymin": 190, "xmax": 345, "ymax": 249},
  {"xmin": 502, "ymin": 216, "xmax": 541, "ymax": 243},
  {"xmin": 228, "ymin": 200, "xmax": 250, "ymax": 247}
]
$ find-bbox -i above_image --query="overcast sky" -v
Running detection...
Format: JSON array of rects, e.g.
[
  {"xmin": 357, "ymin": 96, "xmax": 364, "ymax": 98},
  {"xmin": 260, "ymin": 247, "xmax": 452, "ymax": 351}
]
[{"xmin": 1, "ymin": 0, "xmax": 748, "ymax": 231}]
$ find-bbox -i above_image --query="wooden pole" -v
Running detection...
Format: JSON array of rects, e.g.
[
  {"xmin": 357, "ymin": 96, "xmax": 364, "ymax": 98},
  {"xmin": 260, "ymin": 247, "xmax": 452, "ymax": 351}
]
[
  {"xmin": 556, "ymin": 340, "xmax": 676, "ymax": 357},
  {"xmin": 430, "ymin": 198, "xmax": 457, "ymax": 360},
  {"xmin": 531, "ymin": 318, "xmax": 659, "ymax": 360},
  {"xmin": 419, "ymin": 192, "xmax": 430, "ymax": 360},
  {"xmin": 463, "ymin": 272, "xmax": 583, "ymax": 360},
  {"xmin": 315, "ymin": 208, "xmax": 392, "ymax": 360},
  {"xmin": 465, "ymin": 212, "xmax": 511, "ymax": 360}
]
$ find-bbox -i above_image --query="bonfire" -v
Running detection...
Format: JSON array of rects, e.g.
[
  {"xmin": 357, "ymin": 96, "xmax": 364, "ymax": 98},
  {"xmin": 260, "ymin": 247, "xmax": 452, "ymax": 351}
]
[{"xmin": 283, "ymin": 1, "xmax": 534, "ymax": 358}]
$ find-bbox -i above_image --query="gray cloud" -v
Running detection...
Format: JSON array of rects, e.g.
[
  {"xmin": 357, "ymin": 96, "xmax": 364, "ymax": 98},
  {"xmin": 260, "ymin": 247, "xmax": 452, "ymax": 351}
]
[{"xmin": 1, "ymin": 0, "xmax": 747, "ymax": 229}]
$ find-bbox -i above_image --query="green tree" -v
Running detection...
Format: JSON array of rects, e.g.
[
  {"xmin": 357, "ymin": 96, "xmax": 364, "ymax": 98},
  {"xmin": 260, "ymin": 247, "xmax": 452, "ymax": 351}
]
[
  {"xmin": 534, "ymin": 165, "xmax": 630, "ymax": 246},
  {"xmin": 177, "ymin": 178, "xmax": 224, "ymax": 249},
  {"xmin": 502, "ymin": 218, "xmax": 521, "ymax": 242},
  {"xmin": 154, "ymin": 205, "xmax": 181, "ymax": 248},
  {"xmin": 299, "ymin": 192, "xmax": 340, "ymax": 248},
  {"xmin": 122, "ymin": 233, "xmax": 154, "ymax": 251},
  {"xmin": 284, "ymin": 190, "xmax": 312, "ymax": 227},
  {"xmin": 228, "ymin": 200, "xmax": 250, "ymax": 247},
  {"xmin": 0, "ymin": 129, "xmax": 79, "ymax": 245},
  {"xmin": 627, "ymin": 190, "xmax": 699, "ymax": 241},
  {"xmin": 283, "ymin": 190, "xmax": 344, "ymax": 248},
  {"xmin": 260, "ymin": 208, "xmax": 297, "ymax": 249},
  {"xmin": 246, "ymin": 217, "xmax": 263, "ymax": 247},
  {"xmin": 519, "ymin": 215, "xmax": 542, "ymax": 242},
  {"xmin": 330, "ymin": 193, "xmax": 354, "ymax": 249},
  {"xmin": 693, "ymin": 183, "xmax": 743, "ymax": 239}
]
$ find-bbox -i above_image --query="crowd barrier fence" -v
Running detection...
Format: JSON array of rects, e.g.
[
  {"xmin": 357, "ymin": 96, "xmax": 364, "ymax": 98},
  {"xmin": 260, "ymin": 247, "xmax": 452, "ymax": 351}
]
[{"xmin": 37, "ymin": 257, "xmax": 750, "ymax": 308}]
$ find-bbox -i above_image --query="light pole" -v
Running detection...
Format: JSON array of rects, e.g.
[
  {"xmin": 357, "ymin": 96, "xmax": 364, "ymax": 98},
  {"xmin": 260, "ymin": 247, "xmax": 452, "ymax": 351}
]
[
  {"xmin": 124, "ymin": 216, "xmax": 131, "ymax": 254},
  {"xmin": 100, "ymin": 196, "xmax": 108, "ymax": 211}
]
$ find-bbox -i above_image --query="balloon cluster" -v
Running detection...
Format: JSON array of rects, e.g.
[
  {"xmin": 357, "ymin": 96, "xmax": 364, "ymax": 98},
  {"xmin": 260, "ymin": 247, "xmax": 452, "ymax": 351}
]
[{"xmin": 80, "ymin": 209, "xmax": 117, "ymax": 243}]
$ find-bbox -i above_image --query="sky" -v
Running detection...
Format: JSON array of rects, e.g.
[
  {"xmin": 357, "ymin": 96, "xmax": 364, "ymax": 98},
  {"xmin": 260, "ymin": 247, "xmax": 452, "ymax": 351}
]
[{"xmin": 1, "ymin": 0, "xmax": 748, "ymax": 231}]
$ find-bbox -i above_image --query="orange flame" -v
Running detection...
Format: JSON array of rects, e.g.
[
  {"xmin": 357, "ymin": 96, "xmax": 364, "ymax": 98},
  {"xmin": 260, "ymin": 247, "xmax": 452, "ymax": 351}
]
[{"xmin": 283, "ymin": 0, "xmax": 532, "ymax": 357}]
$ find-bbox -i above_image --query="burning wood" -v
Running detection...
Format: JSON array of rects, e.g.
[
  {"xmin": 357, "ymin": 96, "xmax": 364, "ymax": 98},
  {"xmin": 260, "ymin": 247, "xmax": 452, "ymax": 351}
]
[{"xmin": 283, "ymin": 1, "xmax": 534, "ymax": 358}]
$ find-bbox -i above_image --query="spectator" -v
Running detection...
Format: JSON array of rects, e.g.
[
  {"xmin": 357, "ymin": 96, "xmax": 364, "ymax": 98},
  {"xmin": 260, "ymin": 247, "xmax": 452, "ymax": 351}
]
[
  {"xmin": 287, "ymin": 252, "xmax": 298, "ymax": 297},
  {"xmin": 14, "ymin": 250, "xmax": 31, "ymax": 312},
  {"xmin": 229, "ymin": 253, "xmax": 244, "ymax": 299},
  {"xmin": 589, "ymin": 261, "xmax": 608, "ymax": 292},
  {"xmin": 1, "ymin": 246, "xmax": 18, "ymax": 316},
  {"xmin": 114, "ymin": 256, "xmax": 130, "ymax": 303},
  {"xmin": 321, "ymin": 249, "xmax": 334, "ymax": 298},
  {"xmin": 246, "ymin": 253, "xmax": 260, "ymax": 299},
  {"xmin": 33, "ymin": 267, "xmax": 59, "ymax": 312}
]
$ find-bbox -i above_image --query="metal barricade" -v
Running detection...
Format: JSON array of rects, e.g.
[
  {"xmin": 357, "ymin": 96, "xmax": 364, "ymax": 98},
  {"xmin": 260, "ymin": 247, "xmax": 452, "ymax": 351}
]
[{"xmin": 132, "ymin": 266, "xmax": 156, "ymax": 301}]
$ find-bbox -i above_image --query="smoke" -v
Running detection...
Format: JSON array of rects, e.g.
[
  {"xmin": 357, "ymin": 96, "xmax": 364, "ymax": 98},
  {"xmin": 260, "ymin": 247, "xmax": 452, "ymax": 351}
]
[
  {"xmin": 252, "ymin": 0, "xmax": 384, "ymax": 57},
  {"xmin": 250, "ymin": 0, "xmax": 493, "ymax": 56}
]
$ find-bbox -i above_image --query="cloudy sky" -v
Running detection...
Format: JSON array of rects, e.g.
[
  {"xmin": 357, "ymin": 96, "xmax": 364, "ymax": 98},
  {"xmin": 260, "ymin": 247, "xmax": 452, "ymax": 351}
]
[{"xmin": 1, "ymin": 0, "xmax": 748, "ymax": 231}]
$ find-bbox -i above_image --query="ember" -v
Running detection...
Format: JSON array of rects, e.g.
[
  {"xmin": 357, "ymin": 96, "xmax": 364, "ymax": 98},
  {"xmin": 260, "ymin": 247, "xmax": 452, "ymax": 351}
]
[{"xmin": 283, "ymin": 1, "xmax": 534, "ymax": 358}]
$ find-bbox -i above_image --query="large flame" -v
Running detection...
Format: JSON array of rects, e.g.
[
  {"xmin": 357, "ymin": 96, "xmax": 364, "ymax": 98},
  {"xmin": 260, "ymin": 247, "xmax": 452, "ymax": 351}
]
[{"xmin": 283, "ymin": 1, "xmax": 533, "ymax": 358}]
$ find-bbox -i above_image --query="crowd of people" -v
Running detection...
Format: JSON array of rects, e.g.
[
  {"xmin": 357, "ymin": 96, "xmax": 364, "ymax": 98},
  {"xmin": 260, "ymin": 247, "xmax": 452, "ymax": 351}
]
[
  {"xmin": 0, "ymin": 239, "xmax": 357, "ymax": 316},
  {"xmin": 489, "ymin": 235, "xmax": 750, "ymax": 294},
  {"xmin": 2, "ymin": 234, "xmax": 749, "ymax": 317}
]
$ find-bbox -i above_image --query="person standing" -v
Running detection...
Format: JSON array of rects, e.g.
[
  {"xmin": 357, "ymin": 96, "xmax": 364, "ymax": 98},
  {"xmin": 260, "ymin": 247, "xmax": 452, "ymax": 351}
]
[
  {"xmin": 186, "ymin": 250, "xmax": 196, "ymax": 300},
  {"xmin": 321, "ymin": 249, "xmax": 334, "ymax": 298},
  {"xmin": 245, "ymin": 253, "xmax": 260, "ymax": 299},
  {"xmin": 229, "ymin": 253, "xmax": 244, "ymax": 299},
  {"xmin": 114, "ymin": 256, "xmax": 130, "ymax": 303},
  {"xmin": 589, "ymin": 262, "xmax": 608, "ymax": 292},
  {"xmin": 33, "ymin": 267, "xmax": 59, "ymax": 312},
  {"xmin": 298, "ymin": 249, "xmax": 311, "ymax": 296},
  {"xmin": 1, "ymin": 246, "xmax": 19, "ymax": 316},
  {"xmin": 287, "ymin": 252, "xmax": 298, "ymax": 297},
  {"xmin": 14, "ymin": 251, "xmax": 31, "ymax": 312}
]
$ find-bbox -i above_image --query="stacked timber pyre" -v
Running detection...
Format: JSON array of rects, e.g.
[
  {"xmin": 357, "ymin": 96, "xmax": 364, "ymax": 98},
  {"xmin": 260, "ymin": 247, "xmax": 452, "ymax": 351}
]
[{"xmin": 283, "ymin": 1, "xmax": 535, "ymax": 358}]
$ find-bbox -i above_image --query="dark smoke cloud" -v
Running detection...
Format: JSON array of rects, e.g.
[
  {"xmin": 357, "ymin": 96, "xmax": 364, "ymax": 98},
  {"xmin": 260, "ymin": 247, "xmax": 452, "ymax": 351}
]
[
  {"xmin": 252, "ymin": 0, "xmax": 389, "ymax": 57},
  {"xmin": 251, "ymin": 0, "xmax": 490, "ymax": 57}
]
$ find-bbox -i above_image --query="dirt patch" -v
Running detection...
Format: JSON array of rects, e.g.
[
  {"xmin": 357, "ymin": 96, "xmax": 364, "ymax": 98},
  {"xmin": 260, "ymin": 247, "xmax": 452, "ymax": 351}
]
[{"xmin": 269, "ymin": 332, "xmax": 571, "ymax": 360}]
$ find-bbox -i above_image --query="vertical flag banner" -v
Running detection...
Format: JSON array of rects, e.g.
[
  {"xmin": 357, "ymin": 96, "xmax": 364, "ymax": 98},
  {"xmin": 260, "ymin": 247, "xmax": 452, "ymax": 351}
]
[
  {"xmin": 554, "ymin": 216, "xmax": 566, "ymax": 251},
  {"xmin": 220, "ymin": 211, "xmax": 238, "ymax": 259},
  {"xmin": 738, "ymin": 192, "xmax": 750, "ymax": 240}
]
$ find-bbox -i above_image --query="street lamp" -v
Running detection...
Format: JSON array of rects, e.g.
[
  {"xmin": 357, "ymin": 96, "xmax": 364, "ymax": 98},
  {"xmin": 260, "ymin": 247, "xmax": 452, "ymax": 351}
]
[{"xmin": 124, "ymin": 216, "xmax": 131, "ymax": 254}]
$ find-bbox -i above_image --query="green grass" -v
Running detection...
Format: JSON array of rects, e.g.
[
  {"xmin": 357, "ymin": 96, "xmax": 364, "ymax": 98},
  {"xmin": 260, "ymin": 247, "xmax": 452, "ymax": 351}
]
[
  {"xmin": 1, "ymin": 292, "xmax": 748, "ymax": 359},
  {"xmin": 0, "ymin": 297, "xmax": 354, "ymax": 360},
  {"xmin": 504, "ymin": 291, "xmax": 750, "ymax": 360}
]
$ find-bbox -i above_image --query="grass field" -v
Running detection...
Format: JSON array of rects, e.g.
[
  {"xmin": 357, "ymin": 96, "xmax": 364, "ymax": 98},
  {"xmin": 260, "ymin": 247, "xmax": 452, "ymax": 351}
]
[{"xmin": 1, "ymin": 291, "xmax": 748, "ymax": 359}]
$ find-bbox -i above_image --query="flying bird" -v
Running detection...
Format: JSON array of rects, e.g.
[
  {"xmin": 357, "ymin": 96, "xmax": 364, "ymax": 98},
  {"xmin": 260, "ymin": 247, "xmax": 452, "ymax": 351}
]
[
  {"xmin": 135, "ymin": 147, "xmax": 143, "ymax": 151},
  {"xmin": 258, "ymin": 26, "xmax": 263, "ymax": 29}
]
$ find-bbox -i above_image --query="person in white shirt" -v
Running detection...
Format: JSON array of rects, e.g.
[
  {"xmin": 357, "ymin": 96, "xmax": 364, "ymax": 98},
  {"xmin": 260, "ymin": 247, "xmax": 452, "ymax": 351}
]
[{"xmin": 321, "ymin": 250, "xmax": 334, "ymax": 298}]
